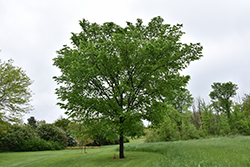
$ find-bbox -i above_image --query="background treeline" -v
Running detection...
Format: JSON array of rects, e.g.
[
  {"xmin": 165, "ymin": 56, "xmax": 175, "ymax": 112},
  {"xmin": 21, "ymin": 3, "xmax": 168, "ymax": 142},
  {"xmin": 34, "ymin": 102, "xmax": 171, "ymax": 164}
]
[
  {"xmin": 0, "ymin": 116, "xmax": 130, "ymax": 152},
  {"xmin": 146, "ymin": 85, "xmax": 250, "ymax": 142},
  {"xmin": 0, "ymin": 119, "xmax": 69, "ymax": 151},
  {"xmin": 1, "ymin": 81, "xmax": 249, "ymax": 151}
]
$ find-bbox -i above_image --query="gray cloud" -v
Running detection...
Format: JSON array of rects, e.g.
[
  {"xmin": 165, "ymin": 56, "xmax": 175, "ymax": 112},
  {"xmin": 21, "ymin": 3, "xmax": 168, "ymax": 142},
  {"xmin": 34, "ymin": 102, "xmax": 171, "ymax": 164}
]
[{"xmin": 1, "ymin": 0, "xmax": 250, "ymax": 123}]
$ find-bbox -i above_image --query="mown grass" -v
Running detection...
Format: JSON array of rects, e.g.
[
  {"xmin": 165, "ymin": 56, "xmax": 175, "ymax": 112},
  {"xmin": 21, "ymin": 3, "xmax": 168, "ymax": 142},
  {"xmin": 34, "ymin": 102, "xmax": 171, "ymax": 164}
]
[
  {"xmin": 1, "ymin": 136, "xmax": 250, "ymax": 167},
  {"xmin": 0, "ymin": 140, "xmax": 162, "ymax": 167}
]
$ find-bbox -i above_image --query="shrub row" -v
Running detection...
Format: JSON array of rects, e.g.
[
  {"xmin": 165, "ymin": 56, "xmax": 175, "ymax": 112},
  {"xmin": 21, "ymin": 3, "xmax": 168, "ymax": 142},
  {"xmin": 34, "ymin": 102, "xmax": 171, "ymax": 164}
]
[
  {"xmin": 0, "ymin": 124, "xmax": 66, "ymax": 152},
  {"xmin": 22, "ymin": 139, "xmax": 64, "ymax": 151}
]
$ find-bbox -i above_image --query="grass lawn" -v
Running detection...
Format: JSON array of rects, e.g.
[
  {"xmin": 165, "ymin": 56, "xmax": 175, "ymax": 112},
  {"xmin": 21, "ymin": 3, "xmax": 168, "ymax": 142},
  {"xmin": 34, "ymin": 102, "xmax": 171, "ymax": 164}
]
[
  {"xmin": 1, "ymin": 136, "xmax": 250, "ymax": 166},
  {"xmin": 125, "ymin": 136, "xmax": 250, "ymax": 166},
  {"xmin": 0, "ymin": 140, "xmax": 162, "ymax": 167}
]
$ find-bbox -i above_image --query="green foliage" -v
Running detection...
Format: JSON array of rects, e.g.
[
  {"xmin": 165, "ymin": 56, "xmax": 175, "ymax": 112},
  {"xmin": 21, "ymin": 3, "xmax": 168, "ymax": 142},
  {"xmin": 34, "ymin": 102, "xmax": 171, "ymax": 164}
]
[
  {"xmin": 36, "ymin": 124, "xmax": 68, "ymax": 147},
  {"xmin": 155, "ymin": 105, "xmax": 181, "ymax": 141},
  {"xmin": 214, "ymin": 114, "xmax": 231, "ymax": 135},
  {"xmin": 241, "ymin": 93, "xmax": 250, "ymax": 112},
  {"xmin": 66, "ymin": 130, "xmax": 78, "ymax": 146},
  {"xmin": 37, "ymin": 119, "xmax": 46, "ymax": 126},
  {"xmin": 53, "ymin": 117, "xmax": 77, "ymax": 146},
  {"xmin": 0, "ymin": 59, "xmax": 33, "ymax": 123},
  {"xmin": 22, "ymin": 138, "xmax": 64, "ymax": 151},
  {"xmin": 27, "ymin": 116, "xmax": 37, "ymax": 129},
  {"xmin": 180, "ymin": 111, "xmax": 200, "ymax": 140},
  {"xmin": 0, "ymin": 123, "xmax": 66, "ymax": 152},
  {"xmin": 145, "ymin": 129, "xmax": 161, "ymax": 143},
  {"xmin": 69, "ymin": 122, "xmax": 94, "ymax": 147},
  {"xmin": 209, "ymin": 81, "xmax": 238, "ymax": 119},
  {"xmin": 68, "ymin": 121, "xmax": 129, "ymax": 147},
  {"xmin": 0, "ymin": 119, "xmax": 11, "ymax": 136},
  {"xmin": 0, "ymin": 120, "xmax": 12, "ymax": 150},
  {"xmin": 146, "ymin": 105, "xmax": 200, "ymax": 142},
  {"xmin": 91, "ymin": 134, "xmax": 130, "ymax": 146},
  {"xmin": 0, "ymin": 124, "xmax": 38, "ymax": 151},
  {"xmin": 231, "ymin": 94, "xmax": 250, "ymax": 135},
  {"xmin": 167, "ymin": 88, "xmax": 193, "ymax": 113},
  {"xmin": 53, "ymin": 16, "xmax": 203, "ymax": 158},
  {"xmin": 145, "ymin": 97, "xmax": 250, "ymax": 143},
  {"xmin": 233, "ymin": 117, "xmax": 250, "ymax": 135},
  {"xmin": 53, "ymin": 116, "xmax": 70, "ymax": 131},
  {"xmin": 199, "ymin": 101, "xmax": 214, "ymax": 135}
]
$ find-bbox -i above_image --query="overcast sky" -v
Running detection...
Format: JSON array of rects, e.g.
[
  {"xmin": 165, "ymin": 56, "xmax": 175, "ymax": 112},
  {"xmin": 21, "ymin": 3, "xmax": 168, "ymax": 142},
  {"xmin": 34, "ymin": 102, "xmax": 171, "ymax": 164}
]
[{"xmin": 1, "ymin": 0, "xmax": 250, "ymax": 123}]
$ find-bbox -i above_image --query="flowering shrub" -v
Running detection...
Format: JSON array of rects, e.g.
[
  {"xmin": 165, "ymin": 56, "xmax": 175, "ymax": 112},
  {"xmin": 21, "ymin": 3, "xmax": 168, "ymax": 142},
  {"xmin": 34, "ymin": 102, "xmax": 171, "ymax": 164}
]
[
  {"xmin": 36, "ymin": 124, "xmax": 68, "ymax": 147},
  {"xmin": 66, "ymin": 130, "xmax": 78, "ymax": 146}
]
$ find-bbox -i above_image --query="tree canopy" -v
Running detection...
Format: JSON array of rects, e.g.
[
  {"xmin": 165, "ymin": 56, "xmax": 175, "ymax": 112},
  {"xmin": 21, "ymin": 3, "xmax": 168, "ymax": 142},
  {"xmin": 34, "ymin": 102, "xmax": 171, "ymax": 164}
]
[
  {"xmin": 53, "ymin": 16, "xmax": 203, "ymax": 158},
  {"xmin": 0, "ymin": 59, "xmax": 33, "ymax": 123},
  {"xmin": 53, "ymin": 116, "xmax": 70, "ymax": 131},
  {"xmin": 27, "ymin": 116, "xmax": 37, "ymax": 128},
  {"xmin": 209, "ymin": 81, "xmax": 238, "ymax": 119}
]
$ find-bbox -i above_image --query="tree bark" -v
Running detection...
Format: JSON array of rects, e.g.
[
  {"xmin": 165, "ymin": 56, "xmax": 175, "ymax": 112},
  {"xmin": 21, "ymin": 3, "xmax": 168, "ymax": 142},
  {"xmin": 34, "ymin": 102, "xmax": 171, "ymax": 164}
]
[
  {"xmin": 119, "ymin": 131, "xmax": 125, "ymax": 159},
  {"xmin": 119, "ymin": 117, "xmax": 125, "ymax": 159}
]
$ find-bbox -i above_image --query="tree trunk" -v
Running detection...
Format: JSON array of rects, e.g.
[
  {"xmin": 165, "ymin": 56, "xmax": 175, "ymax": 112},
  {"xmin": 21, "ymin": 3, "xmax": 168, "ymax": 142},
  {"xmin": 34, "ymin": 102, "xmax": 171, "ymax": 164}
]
[
  {"xmin": 84, "ymin": 145, "xmax": 87, "ymax": 153},
  {"xmin": 119, "ymin": 132, "xmax": 125, "ymax": 159},
  {"xmin": 226, "ymin": 103, "xmax": 231, "ymax": 120},
  {"xmin": 119, "ymin": 116, "xmax": 125, "ymax": 159}
]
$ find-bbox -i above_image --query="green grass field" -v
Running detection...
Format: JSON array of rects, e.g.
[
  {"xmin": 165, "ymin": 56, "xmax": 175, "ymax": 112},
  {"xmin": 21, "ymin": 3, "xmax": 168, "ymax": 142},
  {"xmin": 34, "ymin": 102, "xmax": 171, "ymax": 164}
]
[
  {"xmin": 125, "ymin": 136, "xmax": 250, "ymax": 166},
  {"xmin": 1, "ymin": 136, "xmax": 250, "ymax": 167}
]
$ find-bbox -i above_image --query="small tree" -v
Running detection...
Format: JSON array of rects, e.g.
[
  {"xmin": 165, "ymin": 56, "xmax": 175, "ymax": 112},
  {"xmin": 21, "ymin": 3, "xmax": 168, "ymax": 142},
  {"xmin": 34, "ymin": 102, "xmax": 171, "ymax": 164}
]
[
  {"xmin": 53, "ymin": 16, "xmax": 203, "ymax": 158},
  {"xmin": 77, "ymin": 135, "xmax": 93, "ymax": 153},
  {"xmin": 231, "ymin": 94, "xmax": 250, "ymax": 135},
  {"xmin": 0, "ymin": 59, "xmax": 33, "ymax": 123},
  {"xmin": 199, "ymin": 101, "xmax": 215, "ymax": 135},
  {"xmin": 241, "ymin": 94, "xmax": 250, "ymax": 112},
  {"xmin": 69, "ymin": 123, "xmax": 93, "ymax": 153}
]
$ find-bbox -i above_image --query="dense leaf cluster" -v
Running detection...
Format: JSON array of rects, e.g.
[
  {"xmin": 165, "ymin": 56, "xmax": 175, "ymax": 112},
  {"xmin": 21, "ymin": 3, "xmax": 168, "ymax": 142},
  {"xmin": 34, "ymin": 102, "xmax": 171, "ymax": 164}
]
[
  {"xmin": 0, "ymin": 123, "xmax": 66, "ymax": 152},
  {"xmin": 53, "ymin": 16, "xmax": 203, "ymax": 158},
  {"xmin": 146, "ymin": 92, "xmax": 250, "ymax": 142},
  {"xmin": 36, "ymin": 124, "xmax": 68, "ymax": 147},
  {"xmin": 0, "ymin": 59, "xmax": 33, "ymax": 123}
]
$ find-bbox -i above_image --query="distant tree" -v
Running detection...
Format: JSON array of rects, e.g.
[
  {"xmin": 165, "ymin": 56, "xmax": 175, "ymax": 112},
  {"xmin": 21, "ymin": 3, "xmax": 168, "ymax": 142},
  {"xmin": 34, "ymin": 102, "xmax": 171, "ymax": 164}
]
[
  {"xmin": 53, "ymin": 16, "xmax": 203, "ymax": 158},
  {"xmin": 199, "ymin": 100, "xmax": 215, "ymax": 135},
  {"xmin": 209, "ymin": 81, "xmax": 238, "ymax": 120},
  {"xmin": 231, "ymin": 93, "xmax": 250, "ymax": 135},
  {"xmin": 37, "ymin": 120, "xmax": 46, "ymax": 126},
  {"xmin": 168, "ymin": 88, "xmax": 193, "ymax": 113},
  {"xmin": 241, "ymin": 93, "xmax": 250, "ymax": 112},
  {"xmin": 0, "ymin": 59, "xmax": 33, "ymax": 123},
  {"xmin": 27, "ymin": 116, "xmax": 37, "ymax": 128},
  {"xmin": 53, "ymin": 116, "xmax": 70, "ymax": 131}
]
